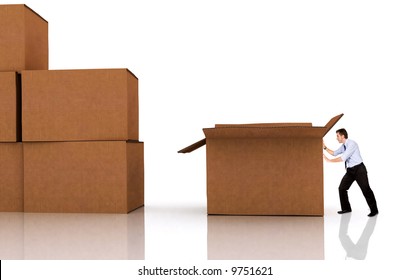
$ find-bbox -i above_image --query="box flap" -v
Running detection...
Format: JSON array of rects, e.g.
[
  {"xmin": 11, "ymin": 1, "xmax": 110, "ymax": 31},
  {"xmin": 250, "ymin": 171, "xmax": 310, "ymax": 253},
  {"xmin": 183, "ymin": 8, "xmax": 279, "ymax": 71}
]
[
  {"xmin": 215, "ymin": 123, "xmax": 312, "ymax": 128},
  {"xmin": 178, "ymin": 138, "xmax": 206, "ymax": 153},
  {"xmin": 322, "ymin": 113, "xmax": 344, "ymax": 137},
  {"xmin": 204, "ymin": 127, "xmax": 325, "ymax": 139},
  {"xmin": 179, "ymin": 114, "xmax": 343, "ymax": 152}
]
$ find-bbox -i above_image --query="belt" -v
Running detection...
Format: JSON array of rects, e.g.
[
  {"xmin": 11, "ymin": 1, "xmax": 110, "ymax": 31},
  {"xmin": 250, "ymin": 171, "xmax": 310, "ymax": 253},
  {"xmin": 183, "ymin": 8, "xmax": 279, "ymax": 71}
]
[{"xmin": 347, "ymin": 162, "xmax": 364, "ymax": 170}]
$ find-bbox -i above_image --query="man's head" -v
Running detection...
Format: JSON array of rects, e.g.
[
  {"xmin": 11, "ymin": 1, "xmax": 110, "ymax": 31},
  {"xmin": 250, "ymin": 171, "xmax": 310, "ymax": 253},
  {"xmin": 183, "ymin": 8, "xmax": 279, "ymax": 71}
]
[{"xmin": 336, "ymin": 128, "xmax": 348, "ymax": 143}]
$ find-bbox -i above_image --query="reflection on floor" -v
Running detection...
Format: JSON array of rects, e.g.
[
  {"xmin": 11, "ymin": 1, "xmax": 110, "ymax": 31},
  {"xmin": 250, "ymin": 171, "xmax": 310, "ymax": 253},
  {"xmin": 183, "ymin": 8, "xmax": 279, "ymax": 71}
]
[
  {"xmin": 0, "ymin": 206, "xmax": 382, "ymax": 260},
  {"xmin": 0, "ymin": 208, "xmax": 144, "ymax": 260},
  {"xmin": 339, "ymin": 213, "xmax": 378, "ymax": 260},
  {"xmin": 0, "ymin": 212, "xmax": 23, "ymax": 259},
  {"xmin": 208, "ymin": 215, "xmax": 324, "ymax": 260}
]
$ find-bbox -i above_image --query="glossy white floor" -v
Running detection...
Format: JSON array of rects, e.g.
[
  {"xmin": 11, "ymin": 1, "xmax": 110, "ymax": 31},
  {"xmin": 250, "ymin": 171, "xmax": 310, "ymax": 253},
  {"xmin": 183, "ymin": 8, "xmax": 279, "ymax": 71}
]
[
  {"xmin": 0, "ymin": 198, "xmax": 400, "ymax": 262},
  {"xmin": 0, "ymin": 155, "xmax": 405, "ymax": 261},
  {"xmin": 2, "ymin": 169, "xmax": 405, "ymax": 280}
]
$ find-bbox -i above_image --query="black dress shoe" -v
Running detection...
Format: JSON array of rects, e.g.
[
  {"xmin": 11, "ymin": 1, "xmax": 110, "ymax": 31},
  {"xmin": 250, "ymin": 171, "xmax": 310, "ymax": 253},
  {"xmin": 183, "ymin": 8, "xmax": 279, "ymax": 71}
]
[
  {"xmin": 368, "ymin": 211, "xmax": 378, "ymax": 217},
  {"xmin": 337, "ymin": 210, "xmax": 351, "ymax": 214}
]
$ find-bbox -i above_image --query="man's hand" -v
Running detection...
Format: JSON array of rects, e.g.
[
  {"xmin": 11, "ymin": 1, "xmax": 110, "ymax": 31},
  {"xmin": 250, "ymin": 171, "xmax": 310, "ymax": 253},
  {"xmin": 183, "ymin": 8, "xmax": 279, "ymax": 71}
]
[{"xmin": 323, "ymin": 141, "xmax": 335, "ymax": 156}]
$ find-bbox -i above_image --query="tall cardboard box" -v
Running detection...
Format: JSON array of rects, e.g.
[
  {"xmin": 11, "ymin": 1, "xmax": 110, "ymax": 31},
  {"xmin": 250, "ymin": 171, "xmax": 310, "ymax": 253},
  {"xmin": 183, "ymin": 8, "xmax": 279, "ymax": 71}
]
[
  {"xmin": 179, "ymin": 114, "xmax": 343, "ymax": 216},
  {"xmin": 0, "ymin": 143, "xmax": 24, "ymax": 212},
  {"xmin": 0, "ymin": 72, "xmax": 21, "ymax": 142},
  {"xmin": 24, "ymin": 141, "xmax": 144, "ymax": 214},
  {"xmin": 0, "ymin": 4, "xmax": 48, "ymax": 71},
  {"xmin": 22, "ymin": 69, "xmax": 138, "ymax": 141}
]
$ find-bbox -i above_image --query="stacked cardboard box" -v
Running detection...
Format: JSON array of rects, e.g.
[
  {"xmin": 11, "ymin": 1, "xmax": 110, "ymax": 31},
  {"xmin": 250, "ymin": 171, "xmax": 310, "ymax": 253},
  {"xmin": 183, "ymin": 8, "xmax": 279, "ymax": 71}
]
[
  {"xmin": 179, "ymin": 114, "xmax": 343, "ymax": 216},
  {"xmin": 0, "ymin": 5, "xmax": 48, "ymax": 71},
  {"xmin": 0, "ymin": 4, "xmax": 144, "ymax": 214},
  {"xmin": 0, "ymin": 143, "xmax": 23, "ymax": 212},
  {"xmin": 22, "ymin": 69, "xmax": 144, "ymax": 213},
  {"xmin": 0, "ymin": 4, "xmax": 47, "ymax": 212}
]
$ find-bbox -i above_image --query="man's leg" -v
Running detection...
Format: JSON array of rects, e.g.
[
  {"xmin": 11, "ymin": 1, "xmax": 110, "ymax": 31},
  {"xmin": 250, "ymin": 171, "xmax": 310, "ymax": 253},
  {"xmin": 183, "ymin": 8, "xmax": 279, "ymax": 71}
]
[
  {"xmin": 355, "ymin": 164, "xmax": 378, "ymax": 215},
  {"xmin": 339, "ymin": 171, "xmax": 355, "ymax": 212}
]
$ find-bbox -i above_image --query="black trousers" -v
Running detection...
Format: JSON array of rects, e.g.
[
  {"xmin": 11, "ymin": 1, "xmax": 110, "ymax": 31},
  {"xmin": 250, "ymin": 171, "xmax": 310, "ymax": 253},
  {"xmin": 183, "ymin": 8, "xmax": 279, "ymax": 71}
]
[{"xmin": 339, "ymin": 163, "xmax": 378, "ymax": 212}]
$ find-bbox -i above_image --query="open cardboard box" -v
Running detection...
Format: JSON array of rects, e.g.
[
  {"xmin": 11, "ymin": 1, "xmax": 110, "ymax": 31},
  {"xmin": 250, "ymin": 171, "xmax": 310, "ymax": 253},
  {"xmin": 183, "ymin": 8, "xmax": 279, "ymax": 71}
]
[{"xmin": 179, "ymin": 114, "xmax": 343, "ymax": 216}]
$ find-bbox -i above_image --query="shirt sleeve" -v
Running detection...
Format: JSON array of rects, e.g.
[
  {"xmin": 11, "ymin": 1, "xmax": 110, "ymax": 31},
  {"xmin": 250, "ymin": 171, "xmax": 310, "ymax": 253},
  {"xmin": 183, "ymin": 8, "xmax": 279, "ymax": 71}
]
[
  {"xmin": 341, "ymin": 141, "xmax": 358, "ymax": 162},
  {"xmin": 333, "ymin": 145, "xmax": 344, "ymax": 156}
]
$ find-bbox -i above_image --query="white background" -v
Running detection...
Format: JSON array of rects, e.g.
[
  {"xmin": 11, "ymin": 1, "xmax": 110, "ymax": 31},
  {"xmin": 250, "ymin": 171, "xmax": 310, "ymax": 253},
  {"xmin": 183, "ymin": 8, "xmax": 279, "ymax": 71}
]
[{"xmin": 2, "ymin": 0, "xmax": 409, "ymax": 279}]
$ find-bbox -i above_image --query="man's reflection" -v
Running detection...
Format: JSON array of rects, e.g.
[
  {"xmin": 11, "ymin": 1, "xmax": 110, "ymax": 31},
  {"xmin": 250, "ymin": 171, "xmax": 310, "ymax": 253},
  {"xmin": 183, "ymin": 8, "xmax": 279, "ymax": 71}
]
[{"xmin": 339, "ymin": 213, "xmax": 377, "ymax": 260}]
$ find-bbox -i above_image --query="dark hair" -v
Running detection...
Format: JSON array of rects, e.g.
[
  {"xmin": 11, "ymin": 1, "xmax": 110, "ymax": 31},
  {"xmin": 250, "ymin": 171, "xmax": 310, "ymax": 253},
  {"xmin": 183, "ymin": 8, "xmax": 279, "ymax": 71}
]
[{"xmin": 336, "ymin": 128, "xmax": 348, "ymax": 139}]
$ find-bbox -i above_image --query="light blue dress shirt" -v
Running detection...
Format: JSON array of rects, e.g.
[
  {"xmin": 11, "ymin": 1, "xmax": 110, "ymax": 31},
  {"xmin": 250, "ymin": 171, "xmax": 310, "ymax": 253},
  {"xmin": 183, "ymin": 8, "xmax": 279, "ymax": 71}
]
[{"xmin": 333, "ymin": 139, "xmax": 363, "ymax": 168}]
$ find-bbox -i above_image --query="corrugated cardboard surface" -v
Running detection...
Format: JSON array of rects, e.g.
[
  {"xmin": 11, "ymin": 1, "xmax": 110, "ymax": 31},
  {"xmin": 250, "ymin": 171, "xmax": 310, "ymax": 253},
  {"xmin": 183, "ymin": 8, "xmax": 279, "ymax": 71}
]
[
  {"xmin": 22, "ymin": 69, "xmax": 138, "ymax": 141},
  {"xmin": 206, "ymin": 137, "xmax": 323, "ymax": 215},
  {"xmin": 0, "ymin": 143, "xmax": 23, "ymax": 212},
  {"xmin": 127, "ymin": 142, "xmax": 145, "ymax": 213},
  {"xmin": 215, "ymin": 122, "xmax": 313, "ymax": 128},
  {"xmin": 0, "ymin": 72, "xmax": 18, "ymax": 142},
  {"xmin": 127, "ymin": 70, "xmax": 139, "ymax": 142},
  {"xmin": 204, "ymin": 126, "xmax": 326, "ymax": 138},
  {"xmin": 0, "ymin": 4, "xmax": 48, "ymax": 71},
  {"xmin": 24, "ymin": 141, "xmax": 144, "ymax": 213},
  {"xmin": 207, "ymin": 216, "xmax": 324, "ymax": 259}
]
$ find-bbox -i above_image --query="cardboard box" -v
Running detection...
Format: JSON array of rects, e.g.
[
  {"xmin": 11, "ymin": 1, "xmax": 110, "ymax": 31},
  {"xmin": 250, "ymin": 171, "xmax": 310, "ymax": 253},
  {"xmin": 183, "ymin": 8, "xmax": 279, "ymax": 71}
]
[
  {"xmin": 0, "ymin": 4, "xmax": 48, "ymax": 71},
  {"xmin": 179, "ymin": 114, "xmax": 343, "ymax": 216},
  {"xmin": 208, "ymin": 215, "xmax": 324, "ymax": 259},
  {"xmin": 0, "ymin": 72, "xmax": 21, "ymax": 142},
  {"xmin": 0, "ymin": 143, "xmax": 24, "ymax": 212},
  {"xmin": 22, "ymin": 69, "xmax": 138, "ymax": 141},
  {"xmin": 24, "ymin": 141, "xmax": 144, "ymax": 214}
]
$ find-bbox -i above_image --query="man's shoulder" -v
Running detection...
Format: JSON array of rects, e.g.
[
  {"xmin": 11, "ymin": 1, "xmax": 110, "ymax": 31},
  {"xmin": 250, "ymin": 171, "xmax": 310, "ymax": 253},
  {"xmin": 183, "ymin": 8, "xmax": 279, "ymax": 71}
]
[{"xmin": 347, "ymin": 139, "xmax": 359, "ymax": 146}]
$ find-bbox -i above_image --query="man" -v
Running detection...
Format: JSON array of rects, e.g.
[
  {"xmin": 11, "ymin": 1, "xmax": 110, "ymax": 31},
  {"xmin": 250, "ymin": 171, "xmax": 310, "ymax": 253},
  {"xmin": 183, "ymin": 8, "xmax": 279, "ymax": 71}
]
[{"xmin": 323, "ymin": 128, "xmax": 378, "ymax": 217}]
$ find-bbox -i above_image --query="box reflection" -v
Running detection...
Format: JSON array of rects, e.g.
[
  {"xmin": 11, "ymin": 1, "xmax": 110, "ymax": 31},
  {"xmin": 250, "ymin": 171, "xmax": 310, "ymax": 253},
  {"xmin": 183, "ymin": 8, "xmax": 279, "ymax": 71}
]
[
  {"xmin": 23, "ymin": 208, "xmax": 144, "ymax": 259},
  {"xmin": 208, "ymin": 215, "xmax": 324, "ymax": 260},
  {"xmin": 0, "ymin": 208, "xmax": 145, "ymax": 260},
  {"xmin": 0, "ymin": 212, "xmax": 24, "ymax": 259}
]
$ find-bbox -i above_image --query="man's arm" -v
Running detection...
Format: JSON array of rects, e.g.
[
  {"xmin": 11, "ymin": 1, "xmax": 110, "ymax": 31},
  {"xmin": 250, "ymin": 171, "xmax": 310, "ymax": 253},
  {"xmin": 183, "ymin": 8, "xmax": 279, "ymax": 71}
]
[
  {"xmin": 323, "ymin": 141, "xmax": 335, "ymax": 156},
  {"xmin": 323, "ymin": 141, "xmax": 343, "ymax": 163},
  {"xmin": 323, "ymin": 153, "xmax": 343, "ymax": 163}
]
